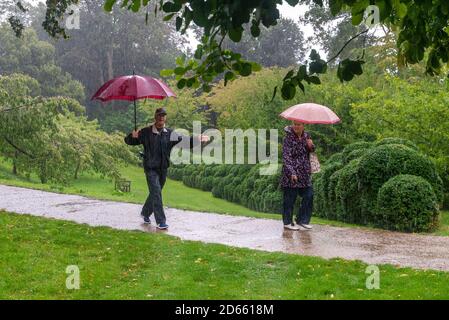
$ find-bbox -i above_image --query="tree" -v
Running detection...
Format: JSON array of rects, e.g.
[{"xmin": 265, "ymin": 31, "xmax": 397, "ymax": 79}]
[
  {"xmin": 0, "ymin": 24, "xmax": 85, "ymax": 102},
  {"xmin": 0, "ymin": 73, "xmax": 136, "ymax": 184},
  {"xmin": 300, "ymin": 0, "xmax": 378, "ymax": 65}
]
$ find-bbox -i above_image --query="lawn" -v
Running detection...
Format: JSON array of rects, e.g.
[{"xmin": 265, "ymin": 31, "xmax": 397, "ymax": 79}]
[
  {"xmin": 0, "ymin": 158, "xmax": 448, "ymax": 235},
  {"xmin": 1, "ymin": 211, "xmax": 448, "ymax": 300}
]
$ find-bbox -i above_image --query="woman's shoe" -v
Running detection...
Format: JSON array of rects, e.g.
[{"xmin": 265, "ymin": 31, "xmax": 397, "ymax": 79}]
[{"xmin": 284, "ymin": 224, "xmax": 300, "ymax": 231}]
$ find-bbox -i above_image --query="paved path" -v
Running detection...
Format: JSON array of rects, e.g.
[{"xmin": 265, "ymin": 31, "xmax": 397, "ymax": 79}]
[{"xmin": 1, "ymin": 184, "xmax": 449, "ymax": 271}]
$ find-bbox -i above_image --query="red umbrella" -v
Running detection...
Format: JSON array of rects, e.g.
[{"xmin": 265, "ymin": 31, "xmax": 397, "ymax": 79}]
[
  {"xmin": 91, "ymin": 73, "xmax": 176, "ymax": 130},
  {"xmin": 280, "ymin": 103, "xmax": 340, "ymax": 124}
]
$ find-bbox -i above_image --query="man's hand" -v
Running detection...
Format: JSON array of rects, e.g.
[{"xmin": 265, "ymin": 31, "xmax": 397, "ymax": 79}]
[
  {"xmin": 199, "ymin": 134, "xmax": 210, "ymax": 143},
  {"xmin": 291, "ymin": 175, "xmax": 298, "ymax": 183},
  {"xmin": 132, "ymin": 130, "xmax": 140, "ymax": 138}
]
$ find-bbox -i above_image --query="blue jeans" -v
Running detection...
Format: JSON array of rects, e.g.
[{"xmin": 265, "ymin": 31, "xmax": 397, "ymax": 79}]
[
  {"xmin": 282, "ymin": 186, "xmax": 314, "ymax": 225},
  {"xmin": 142, "ymin": 168, "xmax": 167, "ymax": 224}
]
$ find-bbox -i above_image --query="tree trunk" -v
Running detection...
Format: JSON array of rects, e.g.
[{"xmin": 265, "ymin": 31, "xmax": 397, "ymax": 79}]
[
  {"xmin": 12, "ymin": 150, "xmax": 18, "ymax": 175},
  {"xmin": 74, "ymin": 160, "xmax": 81, "ymax": 180}
]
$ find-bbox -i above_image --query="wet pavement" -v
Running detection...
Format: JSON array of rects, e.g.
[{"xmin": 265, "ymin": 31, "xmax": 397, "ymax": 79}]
[{"xmin": 1, "ymin": 184, "xmax": 449, "ymax": 272}]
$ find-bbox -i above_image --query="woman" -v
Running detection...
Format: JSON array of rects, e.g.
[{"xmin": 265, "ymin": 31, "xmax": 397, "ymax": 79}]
[{"xmin": 280, "ymin": 121, "xmax": 315, "ymax": 231}]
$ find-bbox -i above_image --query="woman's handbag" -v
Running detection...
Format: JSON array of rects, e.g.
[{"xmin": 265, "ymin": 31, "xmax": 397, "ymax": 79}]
[{"xmin": 310, "ymin": 152, "xmax": 321, "ymax": 173}]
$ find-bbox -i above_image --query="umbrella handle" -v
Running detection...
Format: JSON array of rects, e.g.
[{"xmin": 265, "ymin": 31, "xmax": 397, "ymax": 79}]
[{"xmin": 134, "ymin": 100, "xmax": 137, "ymax": 131}]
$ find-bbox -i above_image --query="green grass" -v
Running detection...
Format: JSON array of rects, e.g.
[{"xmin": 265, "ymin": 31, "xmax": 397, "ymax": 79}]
[
  {"xmin": 1, "ymin": 211, "xmax": 448, "ymax": 300},
  {"xmin": 0, "ymin": 158, "xmax": 448, "ymax": 235}
]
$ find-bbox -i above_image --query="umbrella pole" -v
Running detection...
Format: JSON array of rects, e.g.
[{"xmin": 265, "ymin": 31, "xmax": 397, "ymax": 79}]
[{"xmin": 134, "ymin": 100, "xmax": 137, "ymax": 131}]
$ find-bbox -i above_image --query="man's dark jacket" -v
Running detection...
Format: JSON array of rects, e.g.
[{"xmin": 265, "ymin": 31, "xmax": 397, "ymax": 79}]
[{"xmin": 124, "ymin": 125, "xmax": 194, "ymax": 171}]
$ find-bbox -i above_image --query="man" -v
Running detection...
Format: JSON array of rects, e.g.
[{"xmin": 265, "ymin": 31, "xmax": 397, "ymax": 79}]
[
  {"xmin": 280, "ymin": 121, "xmax": 315, "ymax": 231},
  {"xmin": 124, "ymin": 107, "xmax": 209, "ymax": 229}
]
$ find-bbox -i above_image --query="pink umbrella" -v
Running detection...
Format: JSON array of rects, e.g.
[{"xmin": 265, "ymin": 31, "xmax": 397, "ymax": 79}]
[
  {"xmin": 280, "ymin": 103, "xmax": 340, "ymax": 124},
  {"xmin": 91, "ymin": 73, "xmax": 176, "ymax": 130}
]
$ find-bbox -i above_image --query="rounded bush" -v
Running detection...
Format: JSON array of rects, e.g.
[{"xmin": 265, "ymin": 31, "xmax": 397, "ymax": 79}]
[
  {"xmin": 325, "ymin": 152, "xmax": 343, "ymax": 165},
  {"xmin": 375, "ymin": 137, "xmax": 418, "ymax": 151},
  {"xmin": 342, "ymin": 141, "xmax": 373, "ymax": 163},
  {"xmin": 344, "ymin": 148, "xmax": 369, "ymax": 164},
  {"xmin": 358, "ymin": 144, "xmax": 443, "ymax": 202},
  {"xmin": 377, "ymin": 175, "xmax": 439, "ymax": 232}
]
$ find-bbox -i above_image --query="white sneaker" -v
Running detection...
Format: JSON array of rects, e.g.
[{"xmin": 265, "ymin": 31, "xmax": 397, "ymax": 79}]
[
  {"xmin": 300, "ymin": 224, "xmax": 312, "ymax": 230},
  {"xmin": 284, "ymin": 224, "xmax": 300, "ymax": 231}
]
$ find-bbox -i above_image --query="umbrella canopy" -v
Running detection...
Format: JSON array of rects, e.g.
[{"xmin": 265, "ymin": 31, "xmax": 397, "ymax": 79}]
[
  {"xmin": 91, "ymin": 74, "xmax": 176, "ymax": 130},
  {"xmin": 91, "ymin": 75, "xmax": 176, "ymax": 102},
  {"xmin": 280, "ymin": 103, "xmax": 340, "ymax": 124}
]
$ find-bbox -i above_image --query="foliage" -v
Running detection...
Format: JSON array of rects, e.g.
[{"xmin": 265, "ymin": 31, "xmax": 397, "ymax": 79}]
[
  {"xmin": 0, "ymin": 25, "xmax": 85, "ymax": 102},
  {"xmin": 0, "ymin": 74, "xmax": 135, "ymax": 184},
  {"xmin": 11, "ymin": 0, "xmax": 449, "ymax": 100},
  {"xmin": 351, "ymin": 75, "xmax": 449, "ymax": 206},
  {"xmin": 314, "ymin": 139, "xmax": 443, "ymax": 232},
  {"xmin": 377, "ymin": 175, "xmax": 439, "ymax": 232}
]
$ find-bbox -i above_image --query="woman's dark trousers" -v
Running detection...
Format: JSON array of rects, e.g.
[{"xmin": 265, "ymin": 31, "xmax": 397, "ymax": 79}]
[{"xmin": 282, "ymin": 186, "xmax": 314, "ymax": 225}]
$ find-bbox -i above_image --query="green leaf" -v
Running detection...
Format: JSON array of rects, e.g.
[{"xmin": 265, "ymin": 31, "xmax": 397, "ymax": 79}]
[
  {"xmin": 308, "ymin": 76, "xmax": 321, "ymax": 84},
  {"xmin": 176, "ymin": 17, "xmax": 183, "ymax": 31},
  {"xmin": 229, "ymin": 27, "xmax": 244, "ymax": 42},
  {"xmin": 104, "ymin": 0, "xmax": 117, "ymax": 12},
  {"xmin": 297, "ymin": 65, "xmax": 307, "ymax": 80},
  {"xmin": 281, "ymin": 83, "xmax": 296, "ymax": 100},
  {"xmin": 239, "ymin": 63, "xmax": 252, "ymax": 76},
  {"xmin": 194, "ymin": 46, "xmax": 203, "ymax": 59},
  {"xmin": 160, "ymin": 69, "xmax": 174, "ymax": 77},
  {"xmin": 309, "ymin": 49, "xmax": 320, "ymax": 61},
  {"xmin": 285, "ymin": 0, "xmax": 299, "ymax": 5},
  {"xmin": 329, "ymin": 0, "xmax": 342, "ymax": 16},
  {"xmin": 163, "ymin": 13, "xmax": 176, "ymax": 21},
  {"xmin": 224, "ymin": 71, "xmax": 235, "ymax": 86},
  {"xmin": 176, "ymin": 55, "xmax": 186, "ymax": 66},
  {"xmin": 174, "ymin": 67, "xmax": 185, "ymax": 75},
  {"xmin": 271, "ymin": 86, "xmax": 278, "ymax": 102},
  {"xmin": 177, "ymin": 78, "xmax": 186, "ymax": 89},
  {"xmin": 352, "ymin": 12, "xmax": 364, "ymax": 25},
  {"xmin": 250, "ymin": 23, "xmax": 260, "ymax": 37},
  {"xmin": 283, "ymin": 69, "xmax": 295, "ymax": 81},
  {"xmin": 131, "ymin": 0, "xmax": 140, "ymax": 12}
]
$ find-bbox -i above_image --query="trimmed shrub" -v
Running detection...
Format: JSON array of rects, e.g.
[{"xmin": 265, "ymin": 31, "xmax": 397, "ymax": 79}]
[
  {"xmin": 335, "ymin": 159, "xmax": 363, "ymax": 224},
  {"xmin": 325, "ymin": 152, "xmax": 343, "ymax": 165},
  {"xmin": 358, "ymin": 144, "xmax": 443, "ymax": 203},
  {"xmin": 344, "ymin": 148, "xmax": 369, "ymax": 164},
  {"xmin": 314, "ymin": 162, "xmax": 343, "ymax": 218},
  {"xmin": 341, "ymin": 141, "xmax": 373, "ymax": 164},
  {"xmin": 375, "ymin": 137, "xmax": 419, "ymax": 151},
  {"xmin": 377, "ymin": 175, "xmax": 439, "ymax": 232},
  {"xmin": 327, "ymin": 169, "xmax": 344, "ymax": 220}
]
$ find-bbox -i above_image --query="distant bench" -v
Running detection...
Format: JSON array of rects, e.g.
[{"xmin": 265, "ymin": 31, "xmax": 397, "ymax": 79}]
[{"xmin": 115, "ymin": 178, "xmax": 131, "ymax": 192}]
